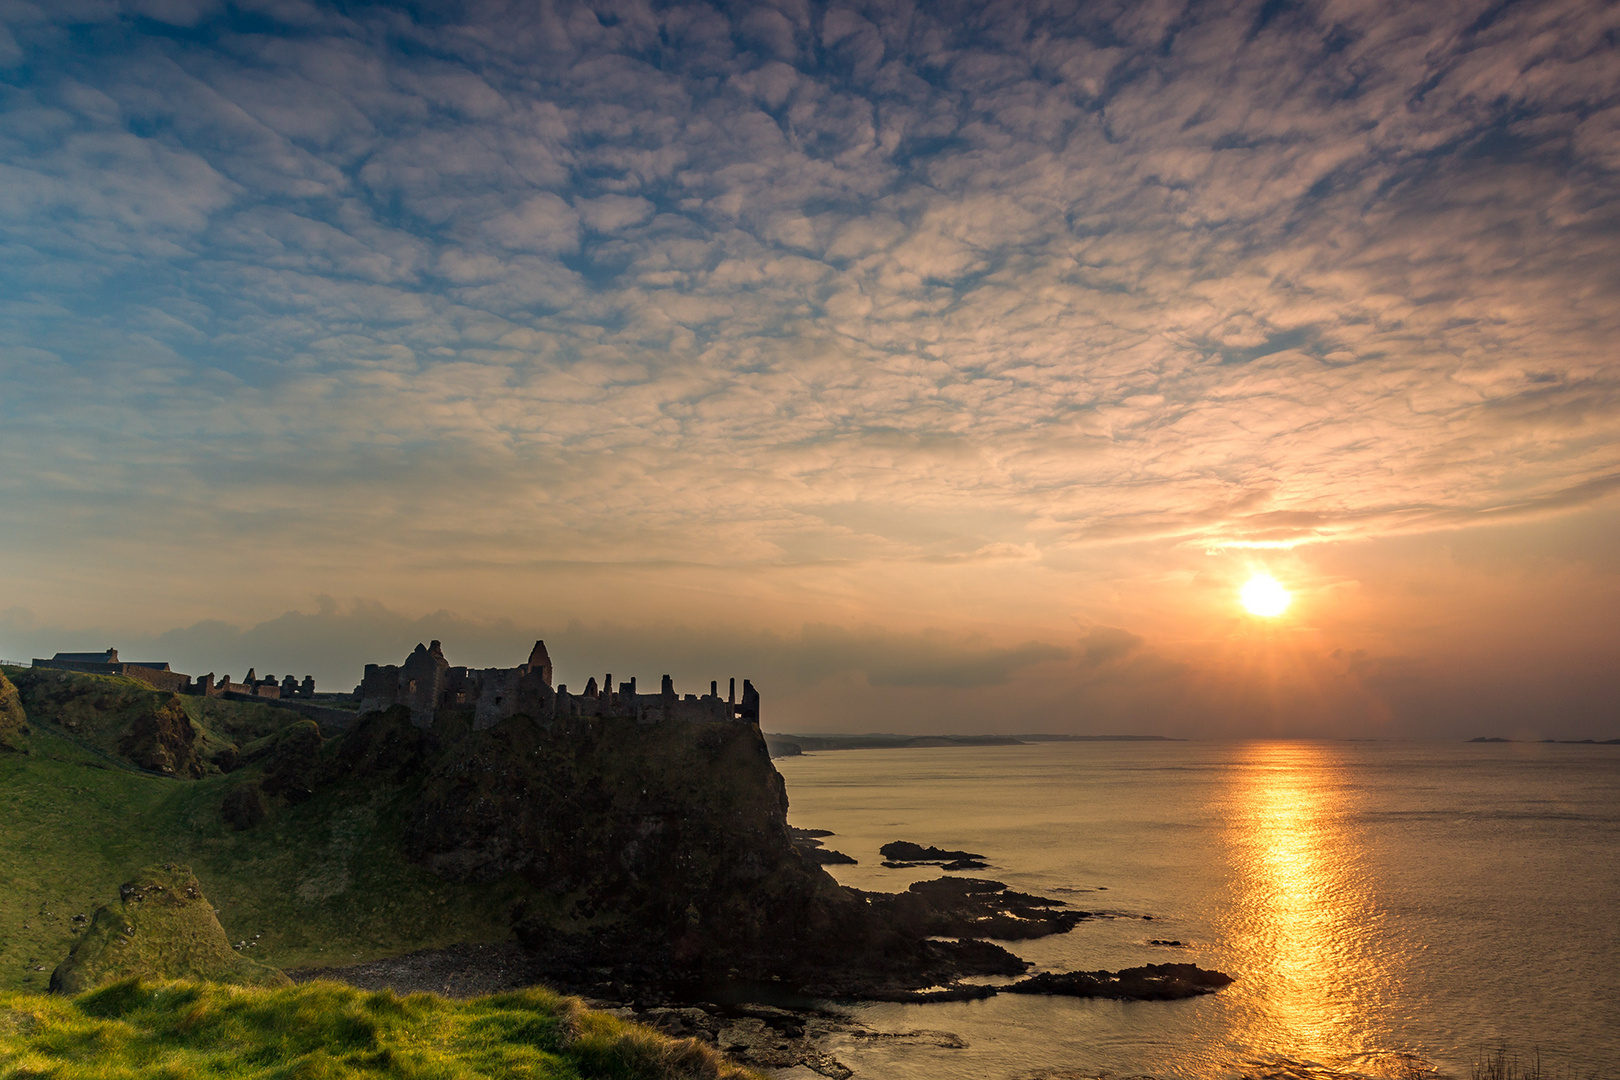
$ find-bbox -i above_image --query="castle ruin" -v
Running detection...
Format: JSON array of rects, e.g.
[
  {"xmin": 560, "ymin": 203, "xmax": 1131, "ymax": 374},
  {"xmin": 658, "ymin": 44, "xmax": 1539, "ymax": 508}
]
[
  {"xmin": 33, "ymin": 649, "xmax": 190, "ymax": 693},
  {"xmin": 358, "ymin": 639, "xmax": 760, "ymax": 730}
]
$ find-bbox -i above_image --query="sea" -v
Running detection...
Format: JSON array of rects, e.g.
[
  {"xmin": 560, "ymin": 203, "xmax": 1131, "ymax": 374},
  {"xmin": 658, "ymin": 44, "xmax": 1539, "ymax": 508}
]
[{"xmin": 772, "ymin": 740, "xmax": 1620, "ymax": 1080}]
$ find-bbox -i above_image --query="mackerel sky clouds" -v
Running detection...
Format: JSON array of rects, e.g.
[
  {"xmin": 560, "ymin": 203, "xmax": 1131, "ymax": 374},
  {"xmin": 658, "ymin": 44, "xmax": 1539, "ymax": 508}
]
[{"xmin": 2, "ymin": 0, "xmax": 1617, "ymax": 736}]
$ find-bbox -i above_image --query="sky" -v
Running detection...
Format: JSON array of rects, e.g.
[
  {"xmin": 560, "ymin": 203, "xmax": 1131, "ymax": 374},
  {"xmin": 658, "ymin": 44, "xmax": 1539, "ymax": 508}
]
[{"xmin": 1, "ymin": 0, "xmax": 1617, "ymax": 739}]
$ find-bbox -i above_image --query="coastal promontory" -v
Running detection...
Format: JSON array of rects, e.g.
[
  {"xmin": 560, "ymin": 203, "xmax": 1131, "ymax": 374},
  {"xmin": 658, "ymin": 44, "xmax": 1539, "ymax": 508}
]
[{"xmin": 1, "ymin": 646, "xmax": 1229, "ymax": 1011}]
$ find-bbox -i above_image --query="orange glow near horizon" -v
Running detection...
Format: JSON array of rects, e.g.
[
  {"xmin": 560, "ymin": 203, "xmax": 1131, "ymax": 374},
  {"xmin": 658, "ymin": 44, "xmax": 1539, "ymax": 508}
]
[{"xmin": 1242, "ymin": 574, "xmax": 1293, "ymax": 617}]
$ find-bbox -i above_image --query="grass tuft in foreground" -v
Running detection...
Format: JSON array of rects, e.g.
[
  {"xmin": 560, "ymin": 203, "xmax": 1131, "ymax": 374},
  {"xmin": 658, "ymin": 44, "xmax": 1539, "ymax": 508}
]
[{"xmin": 0, "ymin": 978, "xmax": 762, "ymax": 1080}]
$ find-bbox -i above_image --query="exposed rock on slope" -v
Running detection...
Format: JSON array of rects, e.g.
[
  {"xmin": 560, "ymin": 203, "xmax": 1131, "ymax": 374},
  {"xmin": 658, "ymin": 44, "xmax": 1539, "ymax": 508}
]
[
  {"xmin": 0, "ymin": 672, "xmax": 28, "ymax": 753},
  {"xmin": 116, "ymin": 696, "xmax": 202, "ymax": 777},
  {"xmin": 49, "ymin": 864, "xmax": 291, "ymax": 994},
  {"xmin": 7, "ymin": 666, "xmax": 295, "ymax": 775}
]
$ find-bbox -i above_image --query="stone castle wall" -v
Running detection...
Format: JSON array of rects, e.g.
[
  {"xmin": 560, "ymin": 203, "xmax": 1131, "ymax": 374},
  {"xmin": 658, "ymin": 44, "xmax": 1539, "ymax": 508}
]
[{"xmin": 358, "ymin": 639, "xmax": 760, "ymax": 731}]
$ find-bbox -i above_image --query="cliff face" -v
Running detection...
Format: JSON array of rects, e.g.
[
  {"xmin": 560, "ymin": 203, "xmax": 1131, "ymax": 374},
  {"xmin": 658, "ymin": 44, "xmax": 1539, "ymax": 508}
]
[
  {"xmin": 175, "ymin": 649, "xmax": 1043, "ymax": 996},
  {"xmin": 331, "ymin": 706, "xmax": 859, "ymax": 983}
]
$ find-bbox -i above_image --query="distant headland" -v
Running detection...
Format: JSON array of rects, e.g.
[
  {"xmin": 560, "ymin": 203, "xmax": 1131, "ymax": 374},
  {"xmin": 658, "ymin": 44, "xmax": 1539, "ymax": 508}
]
[
  {"xmin": 1468, "ymin": 736, "xmax": 1620, "ymax": 744},
  {"xmin": 765, "ymin": 731, "xmax": 1183, "ymax": 757}
]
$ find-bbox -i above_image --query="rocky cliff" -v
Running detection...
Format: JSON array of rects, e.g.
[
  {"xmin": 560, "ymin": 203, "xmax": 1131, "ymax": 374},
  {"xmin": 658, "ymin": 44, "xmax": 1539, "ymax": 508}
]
[
  {"xmin": 190, "ymin": 684, "xmax": 1039, "ymax": 998},
  {"xmin": 308, "ymin": 704, "xmax": 1003, "ymax": 996}
]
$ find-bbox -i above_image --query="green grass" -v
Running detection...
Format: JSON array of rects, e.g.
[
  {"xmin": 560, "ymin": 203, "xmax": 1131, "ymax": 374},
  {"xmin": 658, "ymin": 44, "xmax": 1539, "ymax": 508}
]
[
  {"xmin": 0, "ymin": 979, "xmax": 761, "ymax": 1080},
  {"xmin": 1, "ymin": 667, "xmax": 292, "ymax": 774},
  {"xmin": 0, "ymin": 722, "xmax": 516, "ymax": 994},
  {"xmin": 50, "ymin": 865, "xmax": 291, "ymax": 995}
]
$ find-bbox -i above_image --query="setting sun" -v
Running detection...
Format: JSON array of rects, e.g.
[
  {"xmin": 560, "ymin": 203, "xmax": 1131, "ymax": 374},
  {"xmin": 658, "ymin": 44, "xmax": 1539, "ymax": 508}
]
[{"xmin": 1241, "ymin": 574, "xmax": 1292, "ymax": 617}]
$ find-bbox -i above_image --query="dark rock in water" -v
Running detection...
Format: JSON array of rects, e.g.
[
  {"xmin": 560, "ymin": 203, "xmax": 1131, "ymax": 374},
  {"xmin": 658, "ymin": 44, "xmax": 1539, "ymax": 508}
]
[
  {"xmin": 50, "ymin": 863, "xmax": 291, "ymax": 994},
  {"xmin": 858, "ymin": 876, "xmax": 1092, "ymax": 942},
  {"xmin": 789, "ymin": 826, "xmax": 857, "ymax": 864},
  {"xmin": 1148, "ymin": 939, "xmax": 1186, "ymax": 947},
  {"xmin": 1005, "ymin": 962, "xmax": 1233, "ymax": 1000},
  {"xmin": 907, "ymin": 876, "xmax": 1005, "ymax": 895},
  {"xmin": 805, "ymin": 848, "xmax": 857, "ymax": 865},
  {"xmin": 935, "ymin": 937, "xmax": 1029, "ymax": 975},
  {"xmin": 859, "ymin": 982, "xmax": 1000, "ymax": 1003},
  {"xmin": 881, "ymin": 841, "xmax": 986, "ymax": 864}
]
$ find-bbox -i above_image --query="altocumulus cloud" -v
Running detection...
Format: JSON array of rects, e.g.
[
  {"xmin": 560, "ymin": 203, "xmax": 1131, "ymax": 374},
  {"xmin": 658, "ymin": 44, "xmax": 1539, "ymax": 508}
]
[{"xmin": 0, "ymin": 1, "xmax": 1617, "ymax": 582}]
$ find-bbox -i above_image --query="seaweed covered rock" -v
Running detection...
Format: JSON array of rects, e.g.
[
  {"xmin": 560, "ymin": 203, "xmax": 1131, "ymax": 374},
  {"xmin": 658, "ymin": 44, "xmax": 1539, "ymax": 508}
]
[
  {"xmin": 0, "ymin": 671, "xmax": 28, "ymax": 753},
  {"xmin": 49, "ymin": 863, "xmax": 291, "ymax": 994},
  {"xmin": 116, "ymin": 696, "xmax": 202, "ymax": 777}
]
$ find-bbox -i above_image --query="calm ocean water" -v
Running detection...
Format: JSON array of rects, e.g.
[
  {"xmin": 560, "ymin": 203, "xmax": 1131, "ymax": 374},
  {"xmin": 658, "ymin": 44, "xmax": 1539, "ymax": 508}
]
[{"xmin": 773, "ymin": 741, "xmax": 1620, "ymax": 1080}]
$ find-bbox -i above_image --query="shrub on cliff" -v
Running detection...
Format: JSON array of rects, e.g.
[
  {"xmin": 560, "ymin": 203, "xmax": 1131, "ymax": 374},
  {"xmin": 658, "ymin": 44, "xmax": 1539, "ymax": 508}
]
[{"xmin": 0, "ymin": 979, "xmax": 762, "ymax": 1080}]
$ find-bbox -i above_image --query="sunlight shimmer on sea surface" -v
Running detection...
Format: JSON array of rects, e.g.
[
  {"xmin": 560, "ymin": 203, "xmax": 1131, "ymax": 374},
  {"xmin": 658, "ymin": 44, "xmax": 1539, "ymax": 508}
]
[
  {"xmin": 777, "ymin": 740, "xmax": 1620, "ymax": 1080},
  {"xmin": 1225, "ymin": 742, "xmax": 1399, "ymax": 1067}
]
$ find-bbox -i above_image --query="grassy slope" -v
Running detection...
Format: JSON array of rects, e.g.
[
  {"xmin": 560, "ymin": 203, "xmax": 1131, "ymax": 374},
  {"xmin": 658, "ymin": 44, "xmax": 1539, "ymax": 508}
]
[
  {"xmin": 2, "ymin": 666, "xmax": 292, "ymax": 772},
  {"xmin": 0, "ymin": 669, "xmax": 518, "ymax": 994},
  {"xmin": 0, "ymin": 979, "xmax": 761, "ymax": 1080},
  {"xmin": 51, "ymin": 864, "xmax": 293, "ymax": 994}
]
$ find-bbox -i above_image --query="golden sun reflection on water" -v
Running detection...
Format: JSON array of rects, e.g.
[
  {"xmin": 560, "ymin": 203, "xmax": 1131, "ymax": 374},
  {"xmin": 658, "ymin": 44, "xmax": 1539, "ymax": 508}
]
[{"xmin": 1228, "ymin": 742, "xmax": 1402, "ymax": 1071}]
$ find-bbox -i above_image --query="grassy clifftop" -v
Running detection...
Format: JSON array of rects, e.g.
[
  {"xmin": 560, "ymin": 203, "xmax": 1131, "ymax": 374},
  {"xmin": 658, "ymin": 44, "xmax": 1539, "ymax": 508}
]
[
  {"xmin": 0, "ymin": 979, "xmax": 761, "ymax": 1080},
  {"xmin": 0, "ymin": 668, "xmax": 517, "ymax": 994},
  {"xmin": 3, "ymin": 666, "xmax": 293, "ymax": 776}
]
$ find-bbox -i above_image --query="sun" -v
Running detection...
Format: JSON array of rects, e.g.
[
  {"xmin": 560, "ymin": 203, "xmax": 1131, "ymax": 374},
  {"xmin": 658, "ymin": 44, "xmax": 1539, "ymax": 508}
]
[{"xmin": 1241, "ymin": 574, "xmax": 1292, "ymax": 617}]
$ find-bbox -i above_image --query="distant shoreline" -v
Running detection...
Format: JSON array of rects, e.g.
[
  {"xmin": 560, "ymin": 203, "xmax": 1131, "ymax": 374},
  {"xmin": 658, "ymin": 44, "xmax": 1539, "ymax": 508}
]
[
  {"xmin": 764, "ymin": 732, "xmax": 1183, "ymax": 757},
  {"xmin": 1468, "ymin": 736, "xmax": 1620, "ymax": 744}
]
